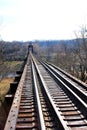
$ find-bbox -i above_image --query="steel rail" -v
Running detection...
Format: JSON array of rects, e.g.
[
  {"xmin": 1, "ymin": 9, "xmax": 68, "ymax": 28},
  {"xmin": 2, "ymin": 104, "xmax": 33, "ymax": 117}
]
[
  {"xmin": 42, "ymin": 61, "xmax": 87, "ymax": 104},
  {"xmin": 4, "ymin": 55, "xmax": 45, "ymax": 130},
  {"xmin": 32, "ymin": 55, "xmax": 69, "ymax": 130},
  {"xmin": 39, "ymin": 60, "xmax": 87, "ymax": 117},
  {"xmin": 45, "ymin": 61, "xmax": 87, "ymax": 93},
  {"xmin": 31, "ymin": 61, "xmax": 46, "ymax": 130},
  {"xmin": 49, "ymin": 63, "xmax": 87, "ymax": 90}
]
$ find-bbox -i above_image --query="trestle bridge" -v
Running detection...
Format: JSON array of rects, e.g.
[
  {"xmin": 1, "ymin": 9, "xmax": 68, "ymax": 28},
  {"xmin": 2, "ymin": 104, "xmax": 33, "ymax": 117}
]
[{"xmin": 4, "ymin": 48, "xmax": 87, "ymax": 130}]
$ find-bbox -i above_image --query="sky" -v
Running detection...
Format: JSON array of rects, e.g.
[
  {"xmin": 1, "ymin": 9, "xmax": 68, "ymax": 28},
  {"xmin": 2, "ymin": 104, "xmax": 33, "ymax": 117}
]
[{"xmin": 0, "ymin": 0, "xmax": 87, "ymax": 41}]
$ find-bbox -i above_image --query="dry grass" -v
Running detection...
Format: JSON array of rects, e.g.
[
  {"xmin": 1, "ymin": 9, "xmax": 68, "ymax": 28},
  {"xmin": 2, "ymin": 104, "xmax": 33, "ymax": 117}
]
[
  {"xmin": 0, "ymin": 78, "xmax": 14, "ymax": 130},
  {"xmin": 0, "ymin": 78, "xmax": 14, "ymax": 97},
  {"xmin": 4, "ymin": 61, "xmax": 22, "ymax": 67}
]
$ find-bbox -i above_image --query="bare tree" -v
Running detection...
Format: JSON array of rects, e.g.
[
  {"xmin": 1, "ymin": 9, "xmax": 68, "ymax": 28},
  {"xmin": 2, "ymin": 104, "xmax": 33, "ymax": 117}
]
[{"xmin": 74, "ymin": 26, "xmax": 87, "ymax": 81}]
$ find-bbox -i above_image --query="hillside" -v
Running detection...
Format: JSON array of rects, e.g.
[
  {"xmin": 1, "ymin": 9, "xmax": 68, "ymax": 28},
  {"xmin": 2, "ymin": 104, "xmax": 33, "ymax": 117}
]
[{"xmin": 32, "ymin": 39, "xmax": 77, "ymax": 47}]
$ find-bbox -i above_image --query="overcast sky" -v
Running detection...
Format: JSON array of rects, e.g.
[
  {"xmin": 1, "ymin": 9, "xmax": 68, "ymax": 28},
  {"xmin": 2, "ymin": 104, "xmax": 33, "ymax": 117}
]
[{"xmin": 0, "ymin": 0, "xmax": 87, "ymax": 41}]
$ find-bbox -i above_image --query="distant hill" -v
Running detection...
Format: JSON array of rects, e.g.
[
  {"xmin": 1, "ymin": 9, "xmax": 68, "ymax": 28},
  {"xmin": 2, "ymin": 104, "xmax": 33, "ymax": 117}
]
[
  {"xmin": 31, "ymin": 39, "xmax": 77, "ymax": 47},
  {"xmin": 1, "ymin": 39, "xmax": 78, "ymax": 47}
]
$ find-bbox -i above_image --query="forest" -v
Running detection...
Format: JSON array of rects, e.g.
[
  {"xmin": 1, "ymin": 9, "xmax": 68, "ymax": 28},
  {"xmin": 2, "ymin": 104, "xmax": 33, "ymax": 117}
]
[{"xmin": 0, "ymin": 28, "xmax": 87, "ymax": 83}]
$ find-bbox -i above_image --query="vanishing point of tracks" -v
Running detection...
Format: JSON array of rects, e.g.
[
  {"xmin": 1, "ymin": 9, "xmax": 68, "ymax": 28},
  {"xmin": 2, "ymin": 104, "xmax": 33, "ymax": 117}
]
[{"xmin": 4, "ymin": 53, "xmax": 87, "ymax": 130}]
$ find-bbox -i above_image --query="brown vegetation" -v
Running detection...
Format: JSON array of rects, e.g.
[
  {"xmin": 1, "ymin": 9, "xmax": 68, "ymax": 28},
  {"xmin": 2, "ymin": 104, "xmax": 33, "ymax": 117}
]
[
  {"xmin": 0, "ymin": 78, "xmax": 14, "ymax": 97},
  {"xmin": 37, "ymin": 27, "xmax": 87, "ymax": 83},
  {"xmin": 0, "ymin": 77, "xmax": 14, "ymax": 130}
]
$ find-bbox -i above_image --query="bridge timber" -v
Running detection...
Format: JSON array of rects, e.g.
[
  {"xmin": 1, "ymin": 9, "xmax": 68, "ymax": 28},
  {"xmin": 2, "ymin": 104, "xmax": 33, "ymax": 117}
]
[{"xmin": 4, "ymin": 52, "xmax": 87, "ymax": 130}]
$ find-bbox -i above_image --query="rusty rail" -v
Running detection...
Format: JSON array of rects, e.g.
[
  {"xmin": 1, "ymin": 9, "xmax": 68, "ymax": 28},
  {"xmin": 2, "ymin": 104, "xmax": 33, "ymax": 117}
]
[{"xmin": 4, "ymin": 59, "xmax": 27, "ymax": 130}]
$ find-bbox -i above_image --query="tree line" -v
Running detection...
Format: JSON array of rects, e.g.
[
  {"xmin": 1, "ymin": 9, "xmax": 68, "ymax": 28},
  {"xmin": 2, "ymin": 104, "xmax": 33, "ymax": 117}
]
[
  {"xmin": 36, "ymin": 27, "xmax": 87, "ymax": 83},
  {"xmin": 0, "ymin": 41, "xmax": 28, "ymax": 61},
  {"xmin": 0, "ymin": 26, "xmax": 87, "ymax": 83}
]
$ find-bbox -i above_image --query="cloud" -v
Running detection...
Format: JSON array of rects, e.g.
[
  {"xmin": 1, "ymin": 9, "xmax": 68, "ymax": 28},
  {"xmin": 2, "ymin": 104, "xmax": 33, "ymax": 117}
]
[{"xmin": 0, "ymin": 0, "xmax": 87, "ymax": 41}]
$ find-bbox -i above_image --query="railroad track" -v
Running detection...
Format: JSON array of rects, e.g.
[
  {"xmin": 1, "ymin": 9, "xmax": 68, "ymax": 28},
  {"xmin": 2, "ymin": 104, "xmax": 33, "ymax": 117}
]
[
  {"xmin": 44, "ymin": 62, "xmax": 87, "ymax": 95},
  {"xmin": 38, "ymin": 59, "xmax": 87, "ymax": 104},
  {"xmin": 4, "ymin": 53, "xmax": 87, "ymax": 130}
]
